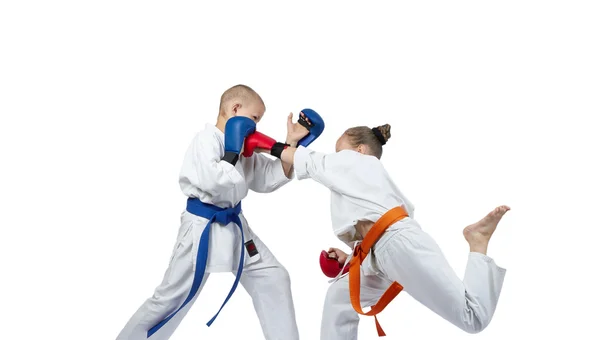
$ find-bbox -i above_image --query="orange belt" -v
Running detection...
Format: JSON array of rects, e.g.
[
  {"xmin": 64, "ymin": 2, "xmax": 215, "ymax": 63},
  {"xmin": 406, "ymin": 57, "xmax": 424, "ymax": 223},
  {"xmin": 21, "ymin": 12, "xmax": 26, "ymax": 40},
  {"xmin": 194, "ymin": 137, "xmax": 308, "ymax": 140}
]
[{"xmin": 349, "ymin": 206, "xmax": 409, "ymax": 337}]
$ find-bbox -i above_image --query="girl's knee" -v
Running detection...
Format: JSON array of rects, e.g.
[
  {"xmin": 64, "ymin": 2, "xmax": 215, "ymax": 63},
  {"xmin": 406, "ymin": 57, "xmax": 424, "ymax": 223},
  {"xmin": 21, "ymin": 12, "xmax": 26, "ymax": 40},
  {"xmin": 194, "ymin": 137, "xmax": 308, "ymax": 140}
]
[
  {"xmin": 324, "ymin": 280, "xmax": 350, "ymax": 305},
  {"xmin": 457, "ymin": 306, "xmax": 491, "ymax": 334}
]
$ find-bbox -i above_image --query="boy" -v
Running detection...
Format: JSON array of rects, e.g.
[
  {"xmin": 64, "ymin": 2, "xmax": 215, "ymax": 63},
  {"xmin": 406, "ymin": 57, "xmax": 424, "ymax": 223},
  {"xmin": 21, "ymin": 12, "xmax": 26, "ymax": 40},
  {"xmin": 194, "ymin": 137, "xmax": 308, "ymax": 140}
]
[{"xmin": 116, "ymin": 84, "xmax": 311, "ymax": 340}]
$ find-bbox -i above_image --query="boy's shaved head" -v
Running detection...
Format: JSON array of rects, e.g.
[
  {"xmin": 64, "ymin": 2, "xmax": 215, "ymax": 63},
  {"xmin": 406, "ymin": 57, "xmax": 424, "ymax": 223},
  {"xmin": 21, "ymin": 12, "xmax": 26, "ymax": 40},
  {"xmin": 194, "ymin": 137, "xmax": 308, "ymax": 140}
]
[{"xmin": 219, "ymin": 84, "xmax": 265, "ymax": 115}]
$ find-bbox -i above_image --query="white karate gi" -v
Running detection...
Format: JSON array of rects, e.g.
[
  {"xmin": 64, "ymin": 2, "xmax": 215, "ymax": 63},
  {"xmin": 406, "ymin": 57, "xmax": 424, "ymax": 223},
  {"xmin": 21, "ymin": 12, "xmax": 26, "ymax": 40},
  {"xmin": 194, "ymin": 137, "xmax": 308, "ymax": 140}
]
[
  {"xmin": 293, "ymin": 146, "xmax": 506, "ymax": 339},
  {"xmin": 116, "ymin": 123, "xmax": 299, "ymax": 340}
]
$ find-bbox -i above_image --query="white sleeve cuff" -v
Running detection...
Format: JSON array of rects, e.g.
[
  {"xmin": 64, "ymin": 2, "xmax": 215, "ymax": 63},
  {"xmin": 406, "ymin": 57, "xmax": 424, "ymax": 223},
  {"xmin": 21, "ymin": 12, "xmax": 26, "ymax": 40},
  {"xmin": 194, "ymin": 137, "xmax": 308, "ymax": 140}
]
[{"xmin": 293, "ymin": 146, "xmax": 311, "ymax": 180}]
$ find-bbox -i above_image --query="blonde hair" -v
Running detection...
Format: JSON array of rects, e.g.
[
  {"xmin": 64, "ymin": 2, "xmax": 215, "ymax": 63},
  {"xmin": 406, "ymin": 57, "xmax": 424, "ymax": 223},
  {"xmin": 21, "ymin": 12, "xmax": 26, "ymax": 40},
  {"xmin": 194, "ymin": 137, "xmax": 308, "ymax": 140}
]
[
  {"xmin": 218, "ymin": 84, "xmax": 265, "ymax": 115},
  {"xmin": 344, "ymin": 124, "xmax": 391, "ymax": 159}
]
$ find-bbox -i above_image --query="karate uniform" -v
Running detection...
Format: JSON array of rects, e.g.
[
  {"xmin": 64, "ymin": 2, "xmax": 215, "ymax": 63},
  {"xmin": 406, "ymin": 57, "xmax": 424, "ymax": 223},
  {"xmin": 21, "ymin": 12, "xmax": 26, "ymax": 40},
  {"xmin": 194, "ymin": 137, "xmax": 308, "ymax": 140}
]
[
  {"xmin": 293, "ymin": 146, "xmax": 506, "ymax": 339},
  {"xmin": 116, "ymin": 123, "xmax": 299, "ymax": 340}
]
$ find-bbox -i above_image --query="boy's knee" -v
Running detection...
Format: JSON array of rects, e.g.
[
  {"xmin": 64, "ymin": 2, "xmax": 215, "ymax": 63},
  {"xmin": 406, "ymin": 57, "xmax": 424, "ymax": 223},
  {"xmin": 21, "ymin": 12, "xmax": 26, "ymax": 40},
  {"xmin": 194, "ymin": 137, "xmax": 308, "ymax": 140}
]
[
  {"xmin": 275, "ymin": 266, "xmax": 291, "ymax": 286},
  {"xmin": 262, "ymin": 264, "xmax": 291, "ymax": 287},
  {"xmin": 148, "ymin": 282, "xmax": 188, "ymax": 312},
  {"xmin": 149, "ymin": 291, "xmax": 173, "ymax": 310}
]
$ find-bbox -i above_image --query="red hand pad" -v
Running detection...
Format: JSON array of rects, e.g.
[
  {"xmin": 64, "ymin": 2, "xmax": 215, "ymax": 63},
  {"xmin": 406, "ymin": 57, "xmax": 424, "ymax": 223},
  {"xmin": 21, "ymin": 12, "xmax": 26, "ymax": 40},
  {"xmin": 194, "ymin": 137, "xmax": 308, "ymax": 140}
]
[{"xmin": 320, "ymin": 250, "xmax": 350, "ymax": 278}]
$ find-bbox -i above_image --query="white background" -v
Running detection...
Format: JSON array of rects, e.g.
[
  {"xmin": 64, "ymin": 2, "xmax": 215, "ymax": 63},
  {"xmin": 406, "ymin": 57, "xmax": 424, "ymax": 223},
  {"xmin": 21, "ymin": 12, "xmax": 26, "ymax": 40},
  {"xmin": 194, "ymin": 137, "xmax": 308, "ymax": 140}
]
[{"xmin": 1, "ymin": 1, "xmax": 599, "ymax": 339}]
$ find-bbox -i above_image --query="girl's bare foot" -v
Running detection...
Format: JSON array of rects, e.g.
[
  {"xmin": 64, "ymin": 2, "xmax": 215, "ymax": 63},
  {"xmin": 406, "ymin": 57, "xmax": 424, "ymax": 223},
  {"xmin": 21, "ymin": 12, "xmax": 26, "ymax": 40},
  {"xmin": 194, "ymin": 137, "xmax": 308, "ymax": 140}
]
[{"xmin": 463, "ymin": 205, "xmax": 511, "ymax": 254}]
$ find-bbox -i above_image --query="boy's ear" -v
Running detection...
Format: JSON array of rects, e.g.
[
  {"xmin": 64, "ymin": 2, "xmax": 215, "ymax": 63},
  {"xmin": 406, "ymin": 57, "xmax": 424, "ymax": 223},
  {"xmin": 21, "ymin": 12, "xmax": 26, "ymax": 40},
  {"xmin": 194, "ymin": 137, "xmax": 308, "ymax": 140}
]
[{"xmin": 231, "ymin": 103, "xmax": 241, "ymax": 117}]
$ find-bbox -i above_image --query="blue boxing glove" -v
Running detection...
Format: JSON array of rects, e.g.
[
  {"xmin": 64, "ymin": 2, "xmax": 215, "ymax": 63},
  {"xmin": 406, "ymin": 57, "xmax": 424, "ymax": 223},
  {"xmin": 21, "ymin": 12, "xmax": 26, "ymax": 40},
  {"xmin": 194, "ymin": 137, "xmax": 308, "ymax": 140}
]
[
  {"xmin": 297, "ymin": 108, "xmax": 325, "ymax": 147},
  {"xmin": 222, "ymin": 116, "xmax": 256, "ymax": 165}
]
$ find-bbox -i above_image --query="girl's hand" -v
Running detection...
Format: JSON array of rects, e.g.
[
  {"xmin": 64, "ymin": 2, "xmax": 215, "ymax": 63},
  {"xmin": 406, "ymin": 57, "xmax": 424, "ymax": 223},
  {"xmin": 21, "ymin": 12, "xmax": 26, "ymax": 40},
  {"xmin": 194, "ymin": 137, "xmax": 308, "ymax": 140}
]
[
  {"xmin": 286, "ymin": 112, "xmax": 310, "ymax": 147},
  {"xmin": 327, "ymin": 247, "xmax": 349, "ymax": 265}
]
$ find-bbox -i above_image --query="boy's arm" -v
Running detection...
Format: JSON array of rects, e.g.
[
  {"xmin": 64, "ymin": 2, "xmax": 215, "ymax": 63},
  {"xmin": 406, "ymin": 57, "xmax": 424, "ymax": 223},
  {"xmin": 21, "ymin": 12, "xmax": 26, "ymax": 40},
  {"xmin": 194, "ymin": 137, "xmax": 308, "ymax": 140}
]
[
  {"xmin": 181, "ymin": 133, "xmax": 245, "ymax": 197},
  {"xmin": 245, "ymin": 110, "xmax": 322, "ymax": 191},
  {"xmin": 244, "ymin": 132, "xmax": 298, "ymax": 193},
  {"xmin": 246, "ymin": 152, "xmax": 293, "ymax": 193}
]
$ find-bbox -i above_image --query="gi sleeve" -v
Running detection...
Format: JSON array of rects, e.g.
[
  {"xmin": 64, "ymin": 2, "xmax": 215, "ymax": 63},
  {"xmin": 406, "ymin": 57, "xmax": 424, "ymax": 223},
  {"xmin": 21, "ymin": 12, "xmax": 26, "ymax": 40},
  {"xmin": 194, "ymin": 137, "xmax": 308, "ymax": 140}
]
[
  {"xmin": 180, "ymin": 133, "xmax": 245, "ymax": 196},
  {"xmin": 245, "ymin": 153, "xmax": 293, "ymax": 193},
  {"xmin": 293, "ymin": 146, "xmax": 354, "ymax": 193}
]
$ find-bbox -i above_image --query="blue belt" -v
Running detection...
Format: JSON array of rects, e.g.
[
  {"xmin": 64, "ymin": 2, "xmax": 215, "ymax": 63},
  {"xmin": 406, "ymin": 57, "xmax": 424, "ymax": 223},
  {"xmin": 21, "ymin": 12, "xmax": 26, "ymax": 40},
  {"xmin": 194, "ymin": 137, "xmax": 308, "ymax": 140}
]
[{"xmin": 147, "ymin": 198, "xmax": 244, "ymax": 337}]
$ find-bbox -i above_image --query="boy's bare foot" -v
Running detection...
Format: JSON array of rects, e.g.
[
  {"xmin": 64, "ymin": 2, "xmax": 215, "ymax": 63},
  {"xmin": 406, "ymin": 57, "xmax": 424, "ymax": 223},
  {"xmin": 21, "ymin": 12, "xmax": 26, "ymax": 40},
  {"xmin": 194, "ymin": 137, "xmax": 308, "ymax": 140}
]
[{"xmin": 463, "ymin": 205, "xmax": 510, "ymax": 254}]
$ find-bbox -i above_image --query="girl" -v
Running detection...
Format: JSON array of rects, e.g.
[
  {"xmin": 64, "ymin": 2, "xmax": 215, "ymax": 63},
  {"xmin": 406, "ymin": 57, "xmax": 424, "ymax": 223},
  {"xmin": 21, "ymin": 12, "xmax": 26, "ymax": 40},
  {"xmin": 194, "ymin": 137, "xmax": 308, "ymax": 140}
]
[{"xmin": 275, "ymin": 124, "xmax": 509, "ymax": 339}]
